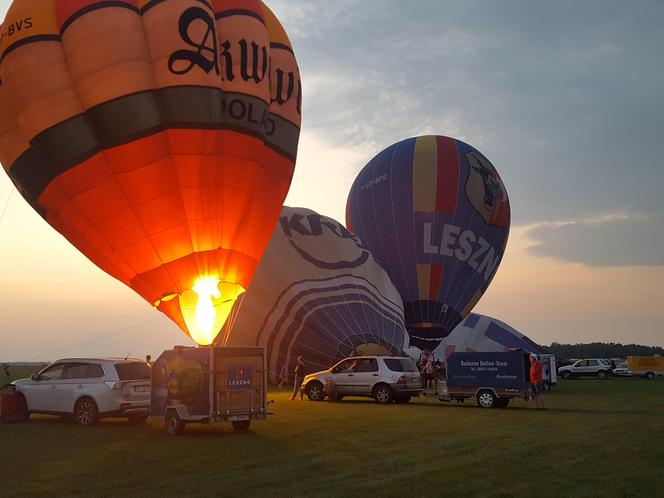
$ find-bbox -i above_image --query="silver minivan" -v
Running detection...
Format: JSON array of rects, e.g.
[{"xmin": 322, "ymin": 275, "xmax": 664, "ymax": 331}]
[
  {"xmin": 301, "ymin": 356, "xmax": 423, "ymax": 403},
  {"xmin": 11, "ymin": 358, "xmax": 151, "ymax": 425}
]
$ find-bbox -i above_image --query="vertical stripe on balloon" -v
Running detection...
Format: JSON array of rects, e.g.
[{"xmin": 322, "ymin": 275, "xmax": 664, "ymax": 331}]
[
  {"xmin": 435, "ymin": 136, "xmax": 459, "ymax": 213},
  {"xmin": 416, "ymin": 263, "xmax": 431, "ymax": 302},
  {"xmin": 429, "ymin": 264, "xmax": 443, "ymax": 301},
  {"xmin": 412, "ymin": 136, "xmax": 438, "ymax": 213}
]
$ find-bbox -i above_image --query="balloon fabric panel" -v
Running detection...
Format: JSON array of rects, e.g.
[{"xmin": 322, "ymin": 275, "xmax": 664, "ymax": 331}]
[
  {"xmin": 346, "ymin": 136, "xmax": 510, "ymax": 351},
  {"xmin": 226, "ymin": 207, "xmax": 408, "ymax": 379},
  {"xmin": 0, "ymin": 0, "xmax": 301, "ymax": 345}
]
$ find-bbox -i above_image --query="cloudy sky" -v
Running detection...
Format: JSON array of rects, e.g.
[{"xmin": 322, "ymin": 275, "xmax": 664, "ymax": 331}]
[{"xmin": 1, "ymin": 0, "xmax": 662, "ymax": 360}]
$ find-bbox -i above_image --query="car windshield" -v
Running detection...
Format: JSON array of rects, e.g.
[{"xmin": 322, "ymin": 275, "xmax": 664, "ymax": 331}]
[
  {"xmin": 384, "ymin": 358, "xmax": 418, "ymax": 372},
  {"xmin": 114, "ymin": 362, "xmax": 151, "ymax": 381}
]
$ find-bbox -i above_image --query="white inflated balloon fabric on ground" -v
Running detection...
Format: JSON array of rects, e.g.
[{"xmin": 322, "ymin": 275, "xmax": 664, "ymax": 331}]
[
  {"xmin": 225, "ymin": 207, "xmax": 408, "ymax": 380},
  {"xmin": 432, "ymin": 313, "xmax": 541, "ymax": 359}
]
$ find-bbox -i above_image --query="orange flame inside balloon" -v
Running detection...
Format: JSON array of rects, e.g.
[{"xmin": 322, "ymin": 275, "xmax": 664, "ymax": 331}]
[{"xmin": 176, "ymin": 277, "xmax": 245, "ymax": 346}]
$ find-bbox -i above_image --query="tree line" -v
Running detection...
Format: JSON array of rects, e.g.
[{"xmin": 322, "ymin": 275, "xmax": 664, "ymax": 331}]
[{"xmin": 542, "ymin": 342, "xmax": 664, "ymax": 359}]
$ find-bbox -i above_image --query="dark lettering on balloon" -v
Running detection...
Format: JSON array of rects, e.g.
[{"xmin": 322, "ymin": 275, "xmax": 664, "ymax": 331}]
[
  {"xmin": 280, "ymin": 213, "xmax": 370, "ymax": 270},
  {"xmin": 239, "ymin": 40, "xmax": 268, "ymax": 83},
  {"xmin": 271, "ymin": 68, "xmax": 294, "ymax": 106},
  {"xmin": 228, "ymin": 99, "xmax": 246, "ymax": 120},
  {"xmin": 3, "ymin": 17, "xmax": 33, "ymax": 39},
  {"xmin": 168, "ymin": 7, "xmax": 220, "ymax": 76},
  {"xmin": 218, "ymin": 40, "xmax": 234, "ymax": 81}
]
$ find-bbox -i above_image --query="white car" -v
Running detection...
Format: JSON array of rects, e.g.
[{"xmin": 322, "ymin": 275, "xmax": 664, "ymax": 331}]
[
  {"xmin": 11, "ymin": 358, "xmax": 151, "ymax": 425},
  {"xmin": 612, "ymin": 363, "xmax": 631, "ymax": 377},
  {"xmin": 558, "ymin": 358, "xmax": 613, "ymax": 379},
  {"xmin": 301, "ymin": 356, "xmax": 423, "ymax": 404}
]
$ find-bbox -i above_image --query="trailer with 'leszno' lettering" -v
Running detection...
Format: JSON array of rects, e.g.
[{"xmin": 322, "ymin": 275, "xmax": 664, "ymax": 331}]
[
  {"xmin": 437, "ymin": 351, "xmax": 532, "ymax": 408},
  {"xmin": 151, "ymin": 346, "xmax": 267, "ymax": 435}
]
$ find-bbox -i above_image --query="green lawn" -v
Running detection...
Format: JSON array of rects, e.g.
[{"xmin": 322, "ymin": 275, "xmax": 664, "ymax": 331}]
[{"xmin": 1, "ymin": 376, "xmax": 663, "ymax": 497}]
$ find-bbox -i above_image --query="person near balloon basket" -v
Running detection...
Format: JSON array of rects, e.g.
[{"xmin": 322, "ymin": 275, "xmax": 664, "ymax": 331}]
[
  {"xmin": 529, "ymin": 354, "xmax": 545, "ymax": 410},
  {"xmin": 278, "ymin": 364, "xmax": 289, "ymax": 389},
  {"xmin": 290, "ymin": 356, "xmax": 305, "ymax": 400},
  {"xmin": 418, "ymin": 350, "xmax": 436, "ymax": 390}
]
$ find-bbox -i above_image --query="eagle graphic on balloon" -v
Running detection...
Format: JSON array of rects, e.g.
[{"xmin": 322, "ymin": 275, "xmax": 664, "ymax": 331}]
[{"xmin": 0, "ymin": 1, "xmax": 509, "ymax": 361}]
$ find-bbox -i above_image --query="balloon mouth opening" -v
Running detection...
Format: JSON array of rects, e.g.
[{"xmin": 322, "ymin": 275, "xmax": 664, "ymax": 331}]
[{"xmin": 154, "ymin": 277, "xmax": 245, "ymax": 346}]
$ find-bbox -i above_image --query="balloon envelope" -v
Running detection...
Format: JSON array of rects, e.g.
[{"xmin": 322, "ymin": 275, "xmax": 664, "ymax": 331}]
[
  {"xmin": 434, "ymin": 313, "xmax": 541, "ymax": 360},
  {"xmin": 0, "ymin": 0, "xmax": 301, "ymax": 345},
  {"xmin": 225, "ymin": 207, "xmax": 408, "ymax": 379},
  {"xmin": 346, "ymin": 136, "xmax": 510, "ymax": 351}
]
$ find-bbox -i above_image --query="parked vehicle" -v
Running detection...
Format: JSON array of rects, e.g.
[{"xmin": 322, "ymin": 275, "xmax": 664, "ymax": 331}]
[
  {"xmin": 612, "ymin": 362, "xmax": 631, "ymax": 377},
  {"xmin": 301, "ymin": 356, "xmax": 422, "ymax": 404},
  {"xmin": 437, "ymin": 351, "xmax": 532, "ymax": 408},
  {"xmin": 11, "ymin": 358, "xmax": 151, "ymax": 425},
  {"xmin": 151, "ymin": 346, "xmax": 267, "ymax": 435},
  {"xmin": 627, "ymin": 356, "xmax": 664, "ymax": 379},
  {"xmin": 558, "ymin": 358, "xmax": 613, "ymax": 379}
]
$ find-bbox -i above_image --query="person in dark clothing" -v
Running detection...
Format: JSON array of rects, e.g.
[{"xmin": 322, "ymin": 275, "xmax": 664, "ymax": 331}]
[
  {"xmin": 290, "ymin": 355, "xmax": 305, "ymax": 400},
  {"xmin": 3, "ymin": 363, "xmax": 9, "ymax": 379}
]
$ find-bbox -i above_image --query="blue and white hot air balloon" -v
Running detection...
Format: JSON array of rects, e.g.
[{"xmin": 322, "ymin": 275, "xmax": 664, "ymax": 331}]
[{"xmin": 347, "ymin": 136, "xmax": 510, "ymax": 351}]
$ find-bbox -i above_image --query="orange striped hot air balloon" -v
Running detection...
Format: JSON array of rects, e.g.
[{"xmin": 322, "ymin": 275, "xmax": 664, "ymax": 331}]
[{"xmin": 0, "ymin": 0, "xmax": 301, "ymax": 346}]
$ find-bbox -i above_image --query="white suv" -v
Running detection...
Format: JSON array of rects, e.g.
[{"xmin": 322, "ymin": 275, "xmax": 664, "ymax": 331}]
[
  {"xmin": 11, "ymin": 358, "xmax": 151, "ymax": 425},
  {"xmin": 301, "ymin": 356, "xmax": 423, "ymax": 404},
  {"xmin": 558, "ymin": 358, "xmax": 613, "ymax": 379}
]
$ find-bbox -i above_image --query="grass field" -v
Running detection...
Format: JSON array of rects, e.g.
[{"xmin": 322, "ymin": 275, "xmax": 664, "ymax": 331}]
[{"xmin": 1, "ymin": 367, "xmax": 663, "ymax": 497}]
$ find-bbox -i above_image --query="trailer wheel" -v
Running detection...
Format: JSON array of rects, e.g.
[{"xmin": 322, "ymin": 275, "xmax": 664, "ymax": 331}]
[
  {"xmin": 645, "ymin": 371, "xmax": 655, "ymax": 380},
  {"xmin": 232, "ymin": 420, "xmax": 251, "ymax": 433},
  {"xmin": 476, "ymin": 390, "xmax": 497, "ymax": 408},
  {"xmin": 165, "ymin": 410, "xmax": 185, "ymax": 435}
]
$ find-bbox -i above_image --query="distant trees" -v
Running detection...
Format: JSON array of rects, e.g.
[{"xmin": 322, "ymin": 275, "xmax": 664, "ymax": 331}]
[{"xmin": 543, "ymin": 342, "xmax": 664, "ymax": 359}]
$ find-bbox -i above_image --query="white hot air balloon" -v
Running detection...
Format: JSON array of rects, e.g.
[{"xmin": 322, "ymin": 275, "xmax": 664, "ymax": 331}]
[
  {"xmin": 224, "ymin": 207, "xmax": 408, "ymax": 381},
  {"xmin": 433, "ymin": 313, "xmax": 541, "ymax": 360}
]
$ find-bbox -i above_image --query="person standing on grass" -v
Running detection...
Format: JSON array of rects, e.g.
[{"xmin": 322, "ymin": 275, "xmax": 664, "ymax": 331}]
[
  {"xmin": 290, "ymin": 355, "xmax": 305, "ymax": 400},
  {"xmin": 278, "ymin": 364, "xmax": 288, "ymax": 388},
  {"xmin": 529, "ymin": 354, "xmax": 545, "ymax": 410},
  {"xmin": 3, "ymin": 363, "xmax": 9, "ymax": 380}
]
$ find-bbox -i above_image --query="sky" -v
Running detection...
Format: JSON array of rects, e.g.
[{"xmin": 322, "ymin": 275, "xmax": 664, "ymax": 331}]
[{"xmin": 1, "ymin": 0, "xmax": 663, "ymax": 361}]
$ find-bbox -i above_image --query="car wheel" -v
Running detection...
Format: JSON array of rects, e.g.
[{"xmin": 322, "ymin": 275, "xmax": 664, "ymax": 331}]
[
  {"xmin": 476, "ymin": 390, "xmax": 497, "ymax": 408},
  {"xmin": 74, "ymin": 397, "xmax": 99, "ymax": 426},
  {"xmin": 128, "ymin": 415, "xmax": 148, "ymax": 425},
  {"xmin": 306, "ymin": 381, "xmax": 325, "ymax": 401},
  {"xmin": 597, "ymin": 370, "xmax": 607, "ymax": 379},
  {"xmin": 16, "ymin": 394, "xmax": 30, "ymax": 422},
  {"xmin": 165, "ymin": 410, "xmax": 185, "ymax": 435},
  {"xmin": 232, "ymin": 420, "xmax": 251, "ymax": 433},
  {"xmin": 562, "ymin": 371, "xmax": 572, "ymax": 379},
  {"xmin": 646, "ymin": 372, "xmax": 655, "ymax": 380},
  {"xmin": 373, "ymin": 384, "xmax": 394, "ymax": 404}
]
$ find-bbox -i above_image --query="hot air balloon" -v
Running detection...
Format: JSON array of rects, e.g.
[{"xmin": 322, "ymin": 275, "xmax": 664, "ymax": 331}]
[
  {"xmin": 0, "ymin": 0, "xmax": 301, "ymax": 346},
  {"xmin": 224, "ymin": 206, "xmax": 408, "ymax": 380},
  {"xmin": 346, "ymin": 136, "xmax": 510, "ymax": 351},
  {"xmin": 433, "ymin": 313, "xmax": 540, "ymax": 360}
]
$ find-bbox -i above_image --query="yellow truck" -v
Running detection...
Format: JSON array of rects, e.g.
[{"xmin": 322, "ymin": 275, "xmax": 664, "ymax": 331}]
[{"xmin": 626, "ymin": 356, "xmax": 664, "ymax": 379}]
